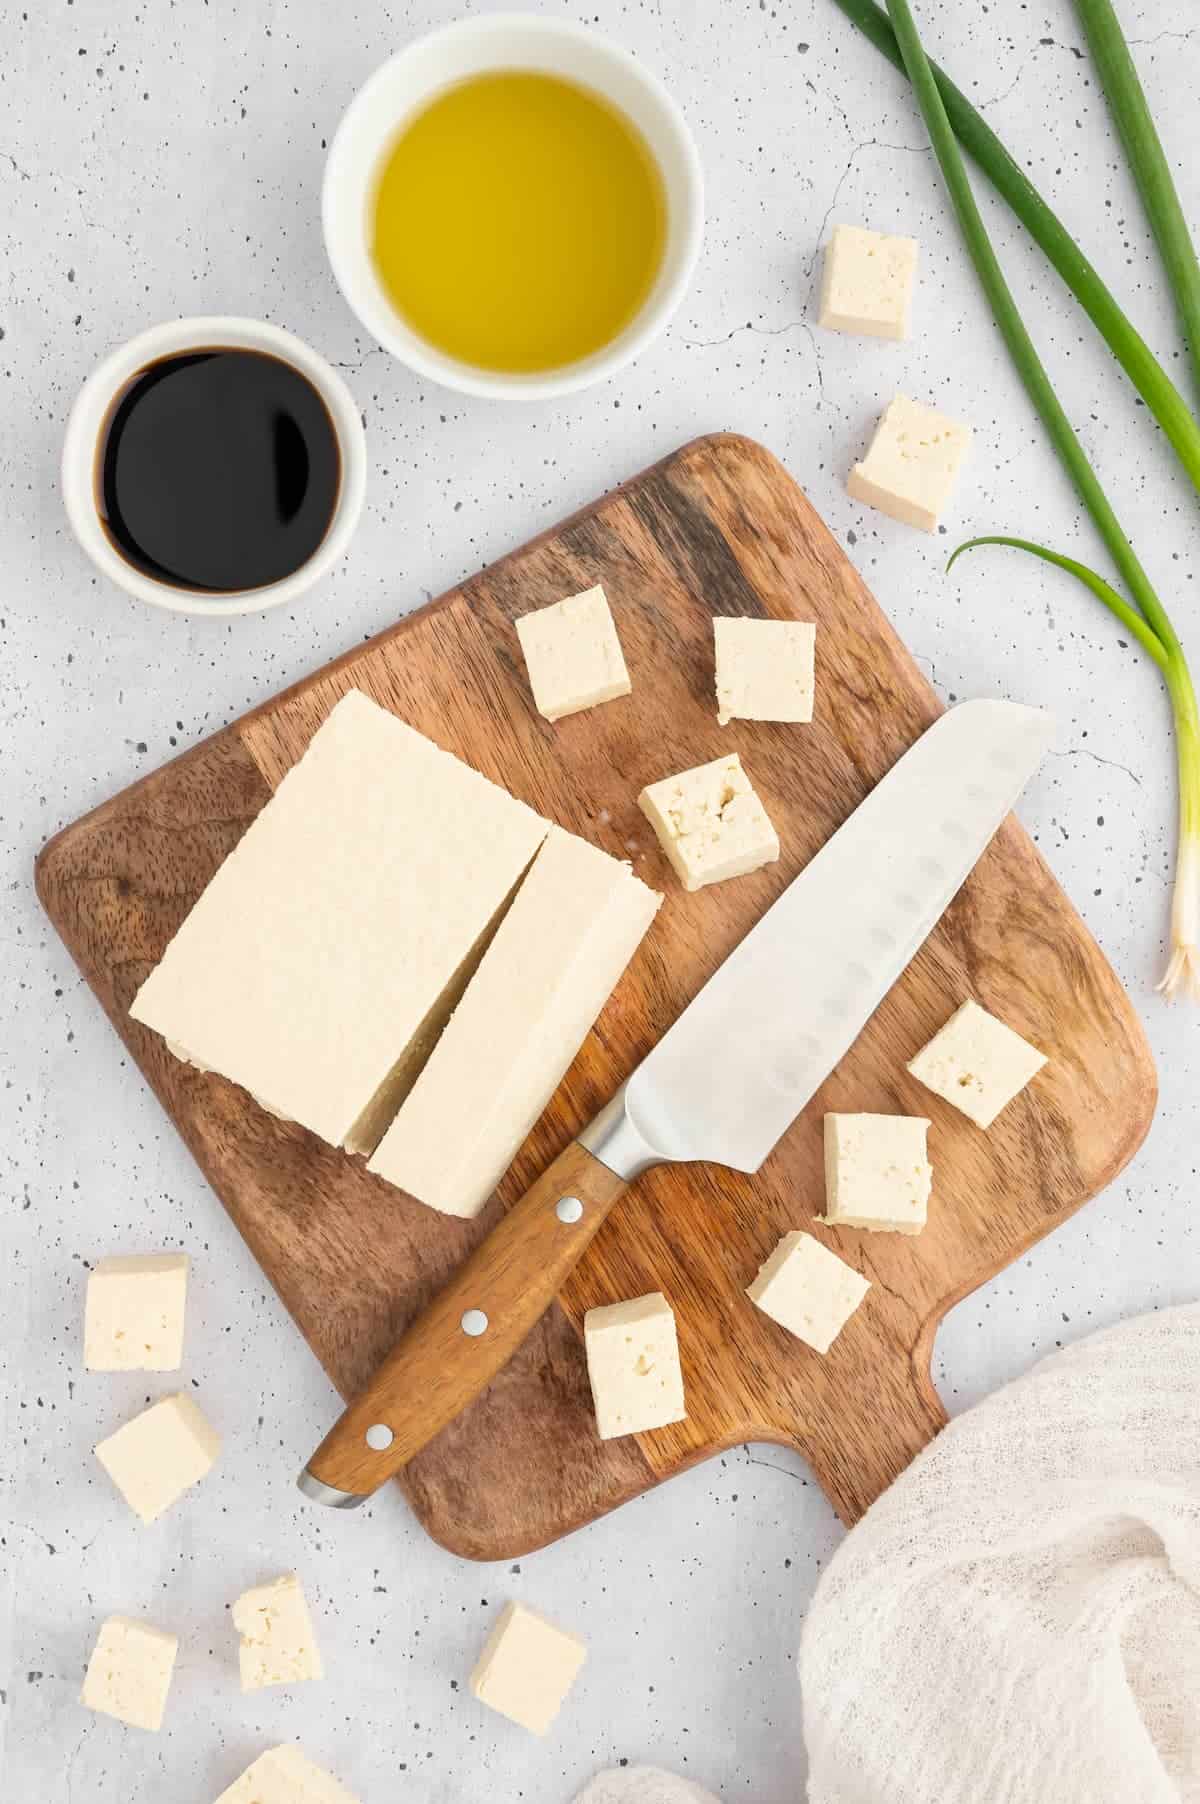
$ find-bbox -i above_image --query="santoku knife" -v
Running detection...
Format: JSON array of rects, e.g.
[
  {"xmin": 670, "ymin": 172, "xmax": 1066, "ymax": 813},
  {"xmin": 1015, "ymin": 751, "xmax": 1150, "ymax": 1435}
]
[{"xmin": 299, "ymin": 699, "xmax": 1053, "ymax": 1508}]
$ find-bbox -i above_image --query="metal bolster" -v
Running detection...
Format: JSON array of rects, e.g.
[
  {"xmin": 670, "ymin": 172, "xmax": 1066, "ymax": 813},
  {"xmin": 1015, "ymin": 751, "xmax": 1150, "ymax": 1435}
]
[{"xmin": 578, "ymin": 1086, "xmax": 665, "ymax": 1183}]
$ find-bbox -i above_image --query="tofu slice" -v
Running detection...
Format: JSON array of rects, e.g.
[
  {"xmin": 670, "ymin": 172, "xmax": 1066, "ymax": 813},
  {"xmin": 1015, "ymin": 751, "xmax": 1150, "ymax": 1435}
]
[
  {"xmin": 822, "ymin": 1112, "xmax": 932, "ymax": 1235},
  {"xmin": 84, "ymin": 1253, "xmax": 189, "ymax": 1371},
  {"xmin": 747, "ymin": 1231, "xmax": 869, "ymax": 1353},
  {"xmin": 638, "ymin": 753, "xmax": 780, "ymax": 890},
  {"xmin": 907, "ymin": 998, "xmax": 1047, "ymax": 1128},
  {"xmin": 130, "ymin": 690, "xmax": 550, "ymax": 1153},
  {"xmin": 470, "ymin": 1601, "xmax": 587, "ymax": 1736},
  {"xmin": 818, "ymin": 223, "xmax": 919, "ymax": 340},
  {"xmin": 80, "ymin": 1615, "xmax": 178, "ymax": 1732},
  {"xmin": 93, "ymin": 1392, "xmax": 220, "ymax": 1524},
  {"xmin": 215, "ymin": 1746, "xmax": 361, "ymax": 1804},
  {"xmin": 515, "ymin": 585, "xmax": 632, "ymax": 722},
  {"xmin": 847, "ymin": 393, "xmax": 971, "ymax": 533},
  {"xmin": 584, "ymin": 1291, "xmax": 687, "ymax": 1439},
  {"xmin": 232, "ymin": 1573, "xmax": 323, "ymax": 1690},
  {"xmin": 369, "ymin": 827, "xmax": 660, "ymax": 1217},
  {"xmin": 714, "ymin": 616, "xmax": 815, "ymax": 726}
]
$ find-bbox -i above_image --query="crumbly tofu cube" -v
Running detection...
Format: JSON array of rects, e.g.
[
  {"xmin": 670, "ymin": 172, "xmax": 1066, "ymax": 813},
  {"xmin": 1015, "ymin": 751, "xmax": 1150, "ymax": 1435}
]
[
  {"xmin": 514, "ymin": 585, "xmax": 632, "ymax": 722},
  {"xmin": 232, "ymin": 1573, "xmax": 323, "ymax": 1691},
  {"xmin": 907, "ymin": 998, "xmax": 1047, "ymax": 1129},
  {"xmin": 93, "ymin": 1392, "xmax": 220, "ymax": 1524},
  {"xmin": 713, "ymin": 617, "xmax": 815, "ymax": 727},
  {"xmin": 638, "ymin": 754, "xmax": 779, "ymax": 891},
  {"xmin": 747, "ymin": 1231, "xmax": 870, "ymax": 1353},
  {"xmin": 80, "ymin": 1615, "xmax": 178, "ymax": 1732},
  {"xmin": 370, "ymin": 827, "xmax": 660, "ymax": 1217},
  {"xmin": 818, "ymin": 223, "xmax": 919, "ymax": 340},
  {"xmin": 470, "ymin": 1601, "xmax": 587, "ymax": 1736},
  {"xmin": 215, "ymin": 1745, "xmax": 361, "ymax": 1804},
  {"xmin": 584, "ymin": 1291, "xmax": 686, "ymax": 1440},
  {"xmin": 847, "ymin": 393, "xmax": 971, "ymax": 533},
  {"xmin": 130, "ymin": 690, "xmax": 550, "ymax": 1154},
  {"xmin": 823, "ymin": 1113, "xmax": 932, "ymax": 1235},
  {"xmin": 84, "ymin": 1253, "xmax": 189, "ymax": 1372}
]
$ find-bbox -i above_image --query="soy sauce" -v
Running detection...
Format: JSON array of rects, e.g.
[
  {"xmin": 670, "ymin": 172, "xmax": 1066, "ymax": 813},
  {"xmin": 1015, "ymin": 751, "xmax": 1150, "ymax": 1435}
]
[{"xmin": 97, "ymin": 348, "xmax": 341, "ymax": 594}]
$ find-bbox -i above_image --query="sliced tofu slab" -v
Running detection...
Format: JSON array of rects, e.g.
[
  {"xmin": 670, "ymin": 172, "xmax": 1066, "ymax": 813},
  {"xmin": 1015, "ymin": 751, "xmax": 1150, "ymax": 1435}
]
[
  {"xmin": 130, "ymin": 690, "xmax": 549, "ymax": 1152},
  {"xmin": 369, "ymin": 827, "xmax": 660, "ymax": 1217}
]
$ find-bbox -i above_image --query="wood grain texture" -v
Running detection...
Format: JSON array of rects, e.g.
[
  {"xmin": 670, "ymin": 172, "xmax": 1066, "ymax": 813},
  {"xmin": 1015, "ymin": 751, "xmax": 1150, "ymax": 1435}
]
[
  {"xmin": 35, "ymin": 434, "xmax": 1156, "ymax": 1559},
  {"xmin": 307, "ymin": 1142, "xmax": 628, "ymax": 1497}
]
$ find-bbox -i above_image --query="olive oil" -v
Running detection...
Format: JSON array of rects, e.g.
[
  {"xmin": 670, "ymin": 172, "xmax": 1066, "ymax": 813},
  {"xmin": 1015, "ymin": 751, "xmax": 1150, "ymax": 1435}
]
[{"xmin": 370, "ymin": 71, "xmax": 667, "ymax": 374}]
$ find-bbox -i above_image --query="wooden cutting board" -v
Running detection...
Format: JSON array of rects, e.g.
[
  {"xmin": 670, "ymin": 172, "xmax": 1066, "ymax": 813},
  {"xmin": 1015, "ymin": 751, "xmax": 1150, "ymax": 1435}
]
[{"xmin": 37, "ymin": 434, "xmax": 1155, "ymax": 1559}]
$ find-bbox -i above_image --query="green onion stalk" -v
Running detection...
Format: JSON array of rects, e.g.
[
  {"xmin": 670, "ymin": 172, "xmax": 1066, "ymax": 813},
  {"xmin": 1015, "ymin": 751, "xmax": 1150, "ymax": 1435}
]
[{"xmin": 874, "ymin": 0, "xmax": 1200, "ymax": 999}]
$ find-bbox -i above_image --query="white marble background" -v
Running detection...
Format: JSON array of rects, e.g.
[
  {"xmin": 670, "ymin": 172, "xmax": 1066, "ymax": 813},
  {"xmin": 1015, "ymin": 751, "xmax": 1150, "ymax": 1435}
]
[{"xmin": 2, "ymin": 2, "xmax": 1198, "ymax": 1799}]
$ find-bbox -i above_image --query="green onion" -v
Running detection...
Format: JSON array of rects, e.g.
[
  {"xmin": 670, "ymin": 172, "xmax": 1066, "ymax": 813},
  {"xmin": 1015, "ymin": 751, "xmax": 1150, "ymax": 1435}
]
[
  {"xmin": 1075, "ymin": 0, "xmax": 1200, "ymax": 402},
  {"xmin": 881, "ymin": 0, "xmax": 1200, "ymax": 999},
  {"xmin": 828, "ymin": 0, "xmax": 1200, "ymax": 500}
]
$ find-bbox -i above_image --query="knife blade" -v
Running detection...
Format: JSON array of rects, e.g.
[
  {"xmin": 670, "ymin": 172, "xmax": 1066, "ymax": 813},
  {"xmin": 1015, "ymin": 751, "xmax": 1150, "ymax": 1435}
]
[{"xmin": 298, "ymin": 699, "xmax": 1053, "ymax": 1508}]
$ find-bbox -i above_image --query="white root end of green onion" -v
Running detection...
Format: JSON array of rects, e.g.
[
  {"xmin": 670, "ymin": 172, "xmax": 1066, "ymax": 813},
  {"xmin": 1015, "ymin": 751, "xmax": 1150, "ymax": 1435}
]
[{"xmin": 1157, "ymin": 839, "xmax": 1200, "ymax": 1001}]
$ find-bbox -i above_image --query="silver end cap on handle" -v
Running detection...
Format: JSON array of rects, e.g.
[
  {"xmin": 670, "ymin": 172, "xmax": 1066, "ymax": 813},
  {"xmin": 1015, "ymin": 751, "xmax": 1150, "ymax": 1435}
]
[{"xmin": 297, "ymin": 1468, "xmax": 368, "ymax": 1509}]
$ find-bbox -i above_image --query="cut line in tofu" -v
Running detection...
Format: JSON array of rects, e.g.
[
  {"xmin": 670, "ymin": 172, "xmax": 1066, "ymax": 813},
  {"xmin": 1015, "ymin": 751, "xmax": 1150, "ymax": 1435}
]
[
  {"xmin": 130, "ymin": 690, "xmax": 551, "ymax": 1154},
  {"xmin": 369, "ymin": 827, "xmax": 660, "ymax": 1216}
]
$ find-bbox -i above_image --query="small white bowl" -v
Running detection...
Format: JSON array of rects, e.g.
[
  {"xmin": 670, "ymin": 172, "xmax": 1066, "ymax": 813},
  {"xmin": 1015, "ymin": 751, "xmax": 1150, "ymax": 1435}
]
[
  {"xmin": 322, "ymin": 14, "xmax": 704, "ymax": 401},
  {"xmin": 61, "ymin": 316, "xmax": 367, "ymax": 617}
]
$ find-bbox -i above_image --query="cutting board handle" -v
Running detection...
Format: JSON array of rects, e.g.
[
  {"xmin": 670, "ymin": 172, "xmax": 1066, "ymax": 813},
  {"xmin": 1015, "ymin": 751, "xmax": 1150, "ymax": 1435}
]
[
  {"xmin": 301, "ymin": 1140, "xmax": 628, "ymax": 1504},
  {"xmin": 796, "ymin": 1335, "xmax": 949, "ymax": 1523}
]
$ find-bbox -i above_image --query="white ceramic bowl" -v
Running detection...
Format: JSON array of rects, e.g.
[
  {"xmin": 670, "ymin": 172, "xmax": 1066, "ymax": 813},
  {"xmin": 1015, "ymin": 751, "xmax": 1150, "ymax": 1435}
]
[
  {"xmin": 61, "ymin": 316, "xmax": 367, "ymax": 617},
  {"xmin": 323, "ymin": 14, "xmax": 704, "ymax": 400}
]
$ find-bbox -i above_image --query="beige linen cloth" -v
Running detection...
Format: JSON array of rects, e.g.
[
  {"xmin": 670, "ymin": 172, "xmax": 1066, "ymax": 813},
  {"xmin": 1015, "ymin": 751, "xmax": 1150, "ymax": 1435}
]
[{"xmin": 576, "ymin": 1302, "xmax": 1200, "ymax": 1804}]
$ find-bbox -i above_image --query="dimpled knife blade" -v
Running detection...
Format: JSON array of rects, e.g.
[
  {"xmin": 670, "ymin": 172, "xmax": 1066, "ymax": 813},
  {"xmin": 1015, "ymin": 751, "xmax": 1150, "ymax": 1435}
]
[{"xmin": 617, "ymin": 699, "xmax": 1055, "ymax": 1173}]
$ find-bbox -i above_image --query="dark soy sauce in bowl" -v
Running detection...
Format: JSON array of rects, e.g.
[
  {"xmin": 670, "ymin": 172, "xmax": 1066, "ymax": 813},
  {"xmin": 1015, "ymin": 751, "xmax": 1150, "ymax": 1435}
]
[{"xmin": 96, "ymin": 348, "xmax": 341, "ymax": 594}]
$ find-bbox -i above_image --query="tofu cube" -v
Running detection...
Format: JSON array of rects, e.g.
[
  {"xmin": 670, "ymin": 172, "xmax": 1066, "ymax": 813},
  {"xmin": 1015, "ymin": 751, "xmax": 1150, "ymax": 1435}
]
[
  {"xmin": 93, "ymin": 1392, "xmax": 220, "ymax": 1524},
  {"xmin": 215, "ymin": 1745, "xmax": 360, "ymax": 1804},
  {"xmin": 818, "ymin": 223, "xmax": 919, "ymax": 340},
  {"xmin": 907, "ymin": 998, "xmax": 1047, "ymax": 1129},
  {"xmin": 470, "ymin": 1601, "xmax": 586, "ymax": 1736},
  {"xmin": 584, "ymin": 1291, "xmax": 686, "ymax": 1440},
  {"xmin": 638, "ymin": 754, "xmax": 779, "ymax": 891},
  {"xmin": 232, "ymin": 1573, "xmax": 323, "ymax": 1690},
  {"xmin": 747, "ymin": 1231, "xmax": 870, "ymax": 1354},
  {"xmin": 713, "ymin": 617, "xmax": 815, "ymax": 727},
  {"xmin": 84, "ymin": 1253, "xmax": 189, "ymax": 1372},
  {"xmin": 823, "ymin": 1113, "xmax": 932, "ymax": 1235},
  {"xmin": 847, "ymin": 393, "xmax": 971, "ymax": 533},
  {"xmin": 514, "ymin": 585, "xmax": 631, "ymax": 722},
  {"xmin": 80, "ymin": 1614, "xmax": 178, "ymax": 1732}
]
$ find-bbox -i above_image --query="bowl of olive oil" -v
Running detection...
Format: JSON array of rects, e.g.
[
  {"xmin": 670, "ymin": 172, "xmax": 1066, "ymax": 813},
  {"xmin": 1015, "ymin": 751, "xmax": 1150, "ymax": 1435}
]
[{"xmin": 323, "ymin": 16, "xmax": 703, "ymax": 400}]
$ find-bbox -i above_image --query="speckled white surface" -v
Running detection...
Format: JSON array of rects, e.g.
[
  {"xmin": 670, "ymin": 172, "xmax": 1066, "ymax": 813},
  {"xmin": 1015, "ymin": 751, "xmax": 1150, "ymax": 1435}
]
[{"xmin": 2, "ymin": 3, "xmax": 1198, "ymax": 1800}]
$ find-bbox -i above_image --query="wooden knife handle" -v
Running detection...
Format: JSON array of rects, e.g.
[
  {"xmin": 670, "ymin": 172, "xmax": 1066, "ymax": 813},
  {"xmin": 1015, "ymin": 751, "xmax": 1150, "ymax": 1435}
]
[{"xmin": 302, "ymin": 1141, "xmax": 628, "ymax": 1502}]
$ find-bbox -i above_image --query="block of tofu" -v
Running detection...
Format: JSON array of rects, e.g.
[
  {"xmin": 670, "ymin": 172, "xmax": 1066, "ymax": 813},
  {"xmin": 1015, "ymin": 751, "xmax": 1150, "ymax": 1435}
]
[
  {"xmin": 847, "ymin": 393, "xmax": 972, "ymax": 533},
  {"xmin": 94, "ymin": 1391, "xmax": 220, "ymax": 1524},
  {"xmin": 80, "ymin": 1615, "xmax": 178, "ymax": 1732},
  {"xmin": 907, "ymin": 998, "xmax": 1048, "ymax": 1129},
  {"xmin": 638, "ymin": 753, "xmax": 779, "ymax": 891},
  {"xmin": 215, "ymin": 1745, "xmax": 361, "ymax": 1804},
  {"xmin": 515, "ymin": 585, "xmax": 632, "ymax": 722},
  {"xmin": 584, "ymin": 1291, "xmax": 686, "ymax": 1440},
  {"xmin": 818, "ymin": 222, "xmax": 919, "ymax": 340},
  {"xmin": 747, "ymin": 1231, "xmax": 870, "ymax": 1354},
  {"xmin": 369, "ymin": 828, "xmax": 660, "ymax": 1216},
  {"xmin": 714, "ymin": 617, "xmax": 815, "ymax": 727},
  {"xmin": 232, "ymin": 1573, "xmax": 323, "ymax": 1690},
  {"xmin": 823, "ymin": 1113, "xmax": 932, "ymax": 1235},
  {"xmin": 84, "ymin": 1253, "xmax": 190, "ymax": 1372},
  {"xmin": 470, "ymin": 1601, "xmax": 587, "ymax": 1736},
  {"xmin": 130, "ymin": 690, "xmax": 550, "ymax": 1153}
]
